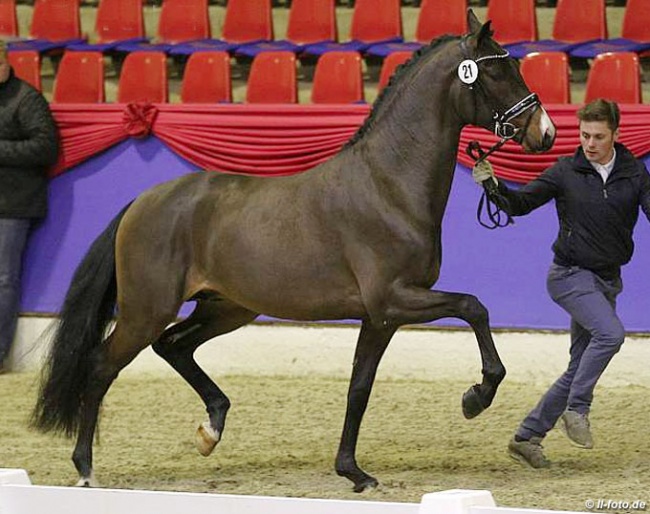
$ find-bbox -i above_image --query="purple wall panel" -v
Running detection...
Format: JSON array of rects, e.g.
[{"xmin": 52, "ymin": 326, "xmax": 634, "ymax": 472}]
[
  {"xmin": 22, "ymin": 138, "xmax": 197, "ymax": 314},
  {"xmin": 20, "ymin": 139, "xmax": 650, "ymax": 332}
]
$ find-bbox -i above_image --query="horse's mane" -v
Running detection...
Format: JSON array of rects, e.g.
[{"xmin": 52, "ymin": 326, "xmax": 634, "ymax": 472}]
[{"xmin": 343, "ymin": 34, "xmax": 460, "ymax": 149}]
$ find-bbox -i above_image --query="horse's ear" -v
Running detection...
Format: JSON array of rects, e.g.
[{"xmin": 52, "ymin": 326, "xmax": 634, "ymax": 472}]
[
  {"xmin": 467, "ymin": 8, "xmax": 482, "ymax": 34},
  {"xmin": 477, "ymin": 20, "xmax": 494, "ymax": 44}
]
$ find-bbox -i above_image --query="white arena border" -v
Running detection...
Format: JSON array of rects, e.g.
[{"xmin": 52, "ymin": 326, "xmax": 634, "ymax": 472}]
[{"xmin": 0, "ymin": 468, "xmax": 580, "ymax": 514}]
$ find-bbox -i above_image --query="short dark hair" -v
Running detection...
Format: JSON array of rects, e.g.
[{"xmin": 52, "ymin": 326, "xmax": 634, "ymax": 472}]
[{"xmin": 577, "ymin": 98, "xmax": 620, "ymax": 132}]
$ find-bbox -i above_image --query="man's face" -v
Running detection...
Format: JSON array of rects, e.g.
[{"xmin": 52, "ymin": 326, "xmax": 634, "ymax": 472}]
[
  {"xmin": 579, "ymin": 120, "xmax": 618, "ymax": 165},
  {"xmin": 0, "ymin": 51, "xmax": 10, "ymax": 83}
]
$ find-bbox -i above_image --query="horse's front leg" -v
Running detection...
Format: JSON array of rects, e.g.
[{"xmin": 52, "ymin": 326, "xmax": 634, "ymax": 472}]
[
  {"xmin": 387, "ymin": 287, "xmax": 506, "ymax": 419},
  {"xmin": 336, "ymin": 321, "xmax": 396, "ymax": 493}
]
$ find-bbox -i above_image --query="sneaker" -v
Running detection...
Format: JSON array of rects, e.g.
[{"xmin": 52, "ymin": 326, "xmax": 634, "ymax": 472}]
[
  {"xmin": 508, "ymin": 436, "xmax": 551, "ymax": 469},
  {"xmin": 561, "ymin": 410, "xmax": 593, "ymax": 449}
]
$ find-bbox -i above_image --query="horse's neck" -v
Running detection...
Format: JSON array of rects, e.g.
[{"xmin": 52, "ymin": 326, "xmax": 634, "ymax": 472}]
[{"xmin": 350, "ymin": 90, "xmax": 464, "ymax": 227}]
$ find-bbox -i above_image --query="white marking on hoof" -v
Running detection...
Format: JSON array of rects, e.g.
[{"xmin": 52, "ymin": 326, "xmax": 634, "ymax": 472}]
[
  {"xmin": 75, "ymin": 472, "xmax": 99, "ymax": 488},
  {"xmin": 196, "ymin": 421, "xmax": 220, "ymax": 457}
]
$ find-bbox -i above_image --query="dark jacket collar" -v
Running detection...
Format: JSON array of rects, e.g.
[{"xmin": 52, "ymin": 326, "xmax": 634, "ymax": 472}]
[{"xmin": 572, "ymin": 142, "xmax": 640, "ymax": 176}]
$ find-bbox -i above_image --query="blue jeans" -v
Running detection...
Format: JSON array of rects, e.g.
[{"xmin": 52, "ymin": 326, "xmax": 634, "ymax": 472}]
[
  {"xmin": 516, "ymin": 263, "xmax": 624, "ymax": 440},
  {"xmin": 0, "ymin": 218, "xmax": 31, "ymax": 363}
]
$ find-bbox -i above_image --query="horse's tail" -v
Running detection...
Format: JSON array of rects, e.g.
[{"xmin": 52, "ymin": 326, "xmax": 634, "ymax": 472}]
[{"xmin": 32, "ymin": 204, "xmax": 131, "ymax": 437}]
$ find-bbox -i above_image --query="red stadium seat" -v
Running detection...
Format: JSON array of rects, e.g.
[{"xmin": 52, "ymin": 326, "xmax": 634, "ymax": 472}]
[
  {"xmin": 621, "ymin": 0, "xmax": 650, "ymax": 42},
  {"xmin": 233, "ymin": 0, "xmax": 335, "ymax": 58},
  {"xmin": 95, "ymin": 0, "xmax": 145, "ymax": 44},
  {"xmin": 286, "ymin": 0, "xmax": 337, "ymax": 45},
  {"xmin": 30, "ymin": 0, "xmax": 82, "ymax": 42},
  {"xmin": 0, "ymin": 0, "xmax": 18, "ymax": 38},
  {"xmin": 505, "ymin": 0, "xmax": 608, "ymax": 58},
  {"xmin": 246, "ymin": 51, "xmax": 297, "ymax": 104},
  {"xmin": 519, "ymin": 52, "xmax": 570, "ymax": 104},
  {"xmin": 311, "ymin": 51, "xmax": 364, "ymax": 104},
  {"xmin": 350, "ymin": 0, "xmax": 402, "ymax": 43},
  {"xmin": 158, "ymin": 0, "xmax": 210, "ymax": 43},
  {"xmin": 415, "ymin": 0, "xmax": 467, "ymax": 43},
  {"xmin": 7, "ymin": 50, "xmax": 41, "ymax": 91},
  {"xmin": 181, "ymin": 51, "xmax": 232, "ymax": 103},
  {"xmin": 222, "ymin": 0, "xmax": 274, "ymax": 44},
  {"xmin": 487, "ymin": 0, "xmax": 538, "ymax": 45},
  {"xmin": 117, "ymin": 51, "xmax": 168, "ymax": 103},
  {"xmin": 378, "ymin": 51, "xmax": 412, "ymax": 92},
  {"xmin": 553, "ymin": 0, "xmax": 607, "ymax": 44},
  {"xmin": 53, "ymin": 51, "xmax": 105, "ymax": 103},
  {"xmin": 584, "ymin": 52, "xmax": 642, "ymax": 104}
]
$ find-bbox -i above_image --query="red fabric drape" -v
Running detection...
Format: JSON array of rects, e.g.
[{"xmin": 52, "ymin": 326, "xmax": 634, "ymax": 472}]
[
  {"xmin": 50, "ymin": 103, "xmax": 369, "ymax": 177},
  {"xmin": 50, "ymin": 103, "xmax": 650, "ymax": 183}
]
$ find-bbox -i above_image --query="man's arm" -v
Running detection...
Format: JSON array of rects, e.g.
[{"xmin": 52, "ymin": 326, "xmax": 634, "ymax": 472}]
[
  {"xmin": 472, "ymin": 160, "xmax": 559, "ymax": 216},
  {"xmin": 0, "ymin": 88, "xmax": 59, "ymax": 168}
]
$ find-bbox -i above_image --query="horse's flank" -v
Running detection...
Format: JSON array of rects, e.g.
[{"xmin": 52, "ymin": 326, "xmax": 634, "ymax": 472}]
[{"xmin": 119, "ymin": 36, "xmax": 464, "ymax": 326}]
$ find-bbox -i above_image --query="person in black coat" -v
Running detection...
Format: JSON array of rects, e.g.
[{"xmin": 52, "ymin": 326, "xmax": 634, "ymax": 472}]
[
  {"xmin": 473, "ymin": 98, "xmax": 650, "ymax": 468},
  {"xmin": 0, "ymin": 41, "xmax": 59, "ymax": 372}
]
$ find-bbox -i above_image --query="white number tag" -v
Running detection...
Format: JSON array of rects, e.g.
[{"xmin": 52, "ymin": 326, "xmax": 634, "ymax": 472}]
[{"xmin": 458, "ymin": 59, "xmax": 479, "ymax": 85}]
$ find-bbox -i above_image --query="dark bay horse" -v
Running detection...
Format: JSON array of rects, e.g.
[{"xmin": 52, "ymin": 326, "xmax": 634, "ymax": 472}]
[{"xmin": 33, "ymin": 10, "xmax": 556, "ymax": 492}]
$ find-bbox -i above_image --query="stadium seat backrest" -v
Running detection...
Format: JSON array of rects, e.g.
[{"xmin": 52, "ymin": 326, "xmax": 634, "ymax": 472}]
[
  {"xmin": 222, "ymin": 0, "xmax": 273, "ymax": 44},
  {"xmin": 487, "ymin": 0, "xmax": 538, "ymax": 45},
  {"xmin": 246, "ymin": 51, "xmax": 297, "ymax": 104},
  {"xmin": 95, "ymin": 0, "xmax": 145, "ymax": 44},
  {"xmin": 311, "ymin": 51, "xmax": 364, "ymax": 104},
  {"xmin": 416, "ymin": 0, "xmax": 467, "ymax": 43},
  {"xmin": 286, "ymin": 0, "xmax": 337, "ymax": 45},
  {"xmin": 553, "ymin": 0, "xmax": 607, "ymax": 43},
  {"xmin": 118, "ymin": 51, "xmax": 168, "ymax": 103},
  {"xmin": 181, "ymin": 51, "xmax": 232, "ymax": 103},
  {"xmin": 349, "ymin": 0, "xmax": 402, "ymax": 43},
  {"xmin": 621, "ymin": 0, "xmax": 650, "ymax": 42},
  {"xmin": 378, "ymin": 50, "xmax": 412, "ymax": 92},
  {"xmin": 519, "ymin": 51, "xmax": 570, "ymax": 104},
  {"xmin": 584, "ymin": 52, "xmax": 641, "ymax": 104},
  {"xmin": 30, "ymin": 0, "xmax": 82, "ymax": 41},
  {"xmin": 53, "ymin": 51, "xmax": 105, "ymax": 103},
  {"xmin": 0, "ymin": 0, "xmax": 18, "ymax": 38},
  {"xmin": 8, "ymin": 50, "xmax": 41, "ymax": 91},
  {"xmin": 158, "ymin": 0, "xmax": 210, "ymax": 43}
]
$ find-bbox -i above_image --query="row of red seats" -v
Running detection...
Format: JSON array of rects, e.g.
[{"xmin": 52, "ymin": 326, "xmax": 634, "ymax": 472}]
[
  {"xmin": 521, "ymin": 51, "xmax": 643, "ymax": 104},
  {"xmin": 10, "ymin": 49, "xmax": 376, "ymax": 103},
  {"xmin": 2, "ymin": 0, "xmax": 644, "ymax": 61},
  {"xmin": 9, "ymin": 47, "xmax": 643, "ymax": 105}
]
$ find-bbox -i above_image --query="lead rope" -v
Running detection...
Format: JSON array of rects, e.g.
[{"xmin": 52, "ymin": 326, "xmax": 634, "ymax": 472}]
[{"xmin": 466, "ymin": 141, "xmax": 514, "ymax": 230}]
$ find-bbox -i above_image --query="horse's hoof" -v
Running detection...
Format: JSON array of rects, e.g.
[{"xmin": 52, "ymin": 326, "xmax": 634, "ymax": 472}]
[
  {"xmin": 462, "ymin": 384, "xmax": 486, "ymax": 419},
  {"xmin": 75, "ymin": 474, "xmax": 98, "ymax": 488},
  {"xmin": 196, "ymin": 421, "xmax": 221, "ymax": 456},
  {"xmin": 353, "ymin": 476, "xmax": 379, "ymax": 493}
]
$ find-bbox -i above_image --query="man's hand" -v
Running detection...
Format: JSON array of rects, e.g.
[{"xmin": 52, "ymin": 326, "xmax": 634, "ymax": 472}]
[{"xmin": 472, "ymin": 160, "xmax": 498, "ymax": 186}]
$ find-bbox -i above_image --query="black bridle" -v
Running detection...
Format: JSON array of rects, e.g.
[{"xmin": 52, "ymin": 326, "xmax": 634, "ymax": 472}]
[{"xmin": 459, "ymin": 36, "xmax": 541, "ymax": 229}]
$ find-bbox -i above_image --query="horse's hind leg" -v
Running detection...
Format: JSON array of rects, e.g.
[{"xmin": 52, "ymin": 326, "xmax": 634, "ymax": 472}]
[
  {"xmin": 72, "ymin": 316, "xmax": 175, "ymax": 486},
  {"xmin": 335, "ymin": 321, "xmax": 396, "ymax": 493},
  {"xmin": 152, "ymin": 299, "xmax": 258, "ymax": 456},
  {"xmin": 388, "ymin": 288, "xmax": 506, "ymax": 419}
]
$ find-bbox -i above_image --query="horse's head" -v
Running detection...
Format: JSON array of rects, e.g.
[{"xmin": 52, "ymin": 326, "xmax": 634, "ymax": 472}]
[{"xmin": 455, "ymin": 10, "xmax": 556, "ymax": 153}]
